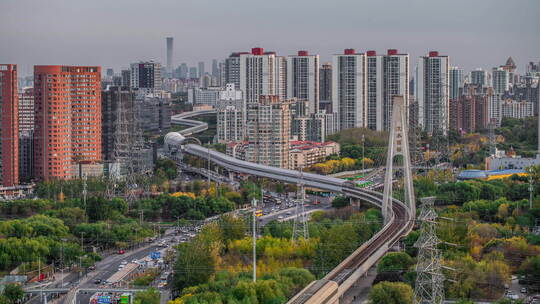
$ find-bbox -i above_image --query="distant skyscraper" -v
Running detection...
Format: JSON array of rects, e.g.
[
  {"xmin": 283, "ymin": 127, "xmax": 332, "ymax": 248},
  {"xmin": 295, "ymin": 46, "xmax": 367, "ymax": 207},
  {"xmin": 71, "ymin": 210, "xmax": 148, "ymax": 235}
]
[
  {"xmin": 471, "ymin": 69, "xmax": 487, "ymax": 87},
  {"xmin": 319, "ymin": 63, "xmax": 332, "ymax": 103},
  {"xmin": 189, "ymin": 67, "xmax": 198, "ymax": 79},
  {"xmin": 130, "ymin": 61, "xmax": 162, "ymax": 91},
  {"xmin": 287, "ymin": 50, "xmax": 319, "ymax": 114},
  {"xmin": 240, "ymin": 48, "xmax": 277, "ymax": 104},
  {"xmin": 121, "ymin": 69, "xmax": 131, "ymax": 87},
  {"xmin": 0, "ymin": 64, "xmax": 19, "ymax": 186},
  {"xmin": 415, "ymin": 51, "xmax": 450, "ymax": 134},
  {"xmin": 449, "ymin": 67, "xmax": 464, "ymax": 100},
  {"xmin": 332, "ymin": 49, "xmax": 367, "ymax": 130},
  {"xmin": 106, "ymin": 68, "xmax": 114, "ymax": 77},
  {"xmin": 212, "ymin": 59, "xmax": 219, "ymax": 78},
  {"xmin": 198, "ymin": 61, "xmax": 205, "ymax": 78},
  {"xmin": 34, "ymin": 65, "xmax": 102, "ymax": 181},
  {"xmin": 365, "ymin": 49, "xmax": 409, "ymax": 131},
  {"xmin": 492, "ymin": 67, "xmax": 509, "ymax": 94},
  {"xmin": 166, "ymin": 37, "xmax": 173, "ymax": 76},
  {"xmin": 179, "ymin": 63, "xmax": 188, "ymax": 79}
]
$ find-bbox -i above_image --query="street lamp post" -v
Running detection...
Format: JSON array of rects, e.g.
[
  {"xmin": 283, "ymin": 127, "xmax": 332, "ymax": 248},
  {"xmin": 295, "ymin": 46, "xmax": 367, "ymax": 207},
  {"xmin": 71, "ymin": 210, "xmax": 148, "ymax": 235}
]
[
  {"xmin": 252, "ymin": 197, "xmax": 257, "ymax": 282},
  {"xmin": 529, "ymin": 167, "xmax": 534, "ymax": 210}
]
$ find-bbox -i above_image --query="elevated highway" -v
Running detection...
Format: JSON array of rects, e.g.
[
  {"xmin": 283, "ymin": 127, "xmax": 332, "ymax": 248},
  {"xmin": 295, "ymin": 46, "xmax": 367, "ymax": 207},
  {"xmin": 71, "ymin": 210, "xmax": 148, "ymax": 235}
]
[{"xmin": 165, "ymin": 109, "xmax": 414, "ymax": 304}]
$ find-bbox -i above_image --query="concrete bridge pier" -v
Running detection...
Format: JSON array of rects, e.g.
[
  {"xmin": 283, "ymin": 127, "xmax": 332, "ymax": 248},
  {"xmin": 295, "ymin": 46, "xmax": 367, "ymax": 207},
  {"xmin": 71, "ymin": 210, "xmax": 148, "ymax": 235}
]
[{"xmin": 350, "ymin": 197, "xmax": 361, "ymax": 208}]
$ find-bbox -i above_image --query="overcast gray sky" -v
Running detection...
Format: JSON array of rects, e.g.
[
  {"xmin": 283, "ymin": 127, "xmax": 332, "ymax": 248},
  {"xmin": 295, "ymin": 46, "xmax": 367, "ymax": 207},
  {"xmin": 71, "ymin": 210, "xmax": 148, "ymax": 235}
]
[{"xmin": 2, "ymin": 0, "xmax": 539, "ymax": 77}]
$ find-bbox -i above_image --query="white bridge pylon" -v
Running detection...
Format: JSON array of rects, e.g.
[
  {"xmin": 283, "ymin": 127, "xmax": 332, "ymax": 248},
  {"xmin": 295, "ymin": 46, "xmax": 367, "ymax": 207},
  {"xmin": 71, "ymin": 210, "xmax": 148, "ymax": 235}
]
[{"xmin": 382, "ymin": 96, "xmax": 415, "ymax": 223}]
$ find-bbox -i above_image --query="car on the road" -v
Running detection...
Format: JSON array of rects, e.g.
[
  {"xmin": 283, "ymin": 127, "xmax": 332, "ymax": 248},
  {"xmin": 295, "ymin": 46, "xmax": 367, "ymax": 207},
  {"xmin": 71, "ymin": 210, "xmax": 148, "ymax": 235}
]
[
  {"xmin": 521, "ymin": 287, "xmax": 527, "ymax": 293},
  {"xmin": 118, "ymin": 249, "xmax": 125, "ymax": 254},
  {"xmin": 118, "ymin": 264, "xmax": 125, "ymax": 270},
  {"xmin": 93, "ymin": 279, "xmax": 102, "ymax": 284},
  {"xmin": 121, "ymin": 261, "xmax": 128, "ymax": 265},
  {"xmin": 278, "ymin": 215, "xmax": 284, "ymax": 220},
  {"xmin": 505, "ymin": 291, "xmax": 519, "ymax": 300}
]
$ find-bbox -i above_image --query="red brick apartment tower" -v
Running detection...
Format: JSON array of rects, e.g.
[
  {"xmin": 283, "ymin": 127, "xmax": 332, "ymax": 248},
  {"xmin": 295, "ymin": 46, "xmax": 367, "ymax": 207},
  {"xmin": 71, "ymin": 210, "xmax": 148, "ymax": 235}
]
[
  {"xmin": 0, "ymin": 64, "xmax": 19, "ymax": 186},
  {"xmin": 34, "ymin": 66, "xmax": 101, "ymax": 181}
]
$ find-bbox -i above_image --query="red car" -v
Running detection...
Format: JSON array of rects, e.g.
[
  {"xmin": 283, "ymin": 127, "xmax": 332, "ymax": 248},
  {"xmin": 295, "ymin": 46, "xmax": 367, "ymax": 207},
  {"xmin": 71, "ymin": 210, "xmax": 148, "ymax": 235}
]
[{"xmin": 118, "ymin": 250, "xmax": 125, "ymax": 254}]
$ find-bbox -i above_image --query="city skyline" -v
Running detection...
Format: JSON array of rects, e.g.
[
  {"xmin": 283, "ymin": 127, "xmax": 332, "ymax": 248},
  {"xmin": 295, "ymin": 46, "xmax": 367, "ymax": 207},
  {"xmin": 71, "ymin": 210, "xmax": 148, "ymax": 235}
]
[{"xmin": 2, "ymin": 0, "xmax": 539, "ymax": 76}]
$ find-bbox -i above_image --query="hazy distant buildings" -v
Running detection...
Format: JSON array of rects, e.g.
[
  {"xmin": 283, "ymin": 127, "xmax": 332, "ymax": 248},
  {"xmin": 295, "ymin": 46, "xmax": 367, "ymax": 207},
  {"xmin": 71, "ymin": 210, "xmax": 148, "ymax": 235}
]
[
  {"xmin": 130, "ymin": 61, "xmax": 162, "ymax": 92},
  {"xmin": 212, "ymin": 59, "xmax": 219, "ymax": 78},
  {"xmin": 189, "ymin": 67, "xmax": 198, "ymax": 79},
  {"xmin": 500, "ymin": 98, "xmax": 534, "ymax": 119},
  {"xmin": 166, "ymin": 37, "xmax": 173, "ymax": 76},
  {"xmin": 198, "ymin": 61, "xmax": 205, "ymax": 78},
  {"xmin": 492, "ymin": 67, "xmax": 510, "ymax": 94},
  {"xmin": 0, "ymin": 64, "xmax": 19, "ymax": 186},
  {"xmin": 416, "ymin": 51, "xmax": 450, "ymax": 134},
  {"xmin": 332, "ymin": 49, "xmax": 367, "ymax": 130},
  {"xmin": 187, "ymin": 87, "xmax": 221, "ymax": 106},
  {"xmin": 34, "ymin": 65, "xmax": 102, "ymax": 181},
  {"xmin": 449, "ymin": 66, "xmax": 464, "ymax": 100},
  {"xmin": 471, "ymin": 69, "xmax": 487, "ymax": 87},
  {"xmin": 287, "ymin": 50, "xmax": 319, "ymax": 114},
  {"xmin": 137, "ymin": 93, "xmax": 171, "ymax": 133}
]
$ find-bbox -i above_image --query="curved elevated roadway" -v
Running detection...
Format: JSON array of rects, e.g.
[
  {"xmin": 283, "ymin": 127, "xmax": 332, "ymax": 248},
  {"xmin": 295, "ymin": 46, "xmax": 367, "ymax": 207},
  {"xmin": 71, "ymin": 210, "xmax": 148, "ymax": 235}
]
[{"xmin": 165, "ymin": 112, "xmax": 414, "ymax": 304}]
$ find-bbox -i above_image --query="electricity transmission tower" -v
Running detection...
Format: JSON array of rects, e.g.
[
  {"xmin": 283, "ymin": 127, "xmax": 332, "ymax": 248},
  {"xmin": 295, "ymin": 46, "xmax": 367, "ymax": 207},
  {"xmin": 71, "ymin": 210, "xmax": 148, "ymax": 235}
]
[
  {"xmin": 111, "ymin": 93, "xmax": 144, "ymax": 205},
  {"xmin": 414, "ymin": 196, "xmax": 445, "ymax": 304},
  {"xmin": 292, "ymin": 168, "xmax": 309, "ymax": 241}
]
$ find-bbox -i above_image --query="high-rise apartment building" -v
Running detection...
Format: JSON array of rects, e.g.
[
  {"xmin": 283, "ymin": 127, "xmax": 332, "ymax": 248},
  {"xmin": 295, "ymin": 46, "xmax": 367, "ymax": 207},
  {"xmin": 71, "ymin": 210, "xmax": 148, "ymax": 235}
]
[
  {"xmin": 246, "ymin": 95, "xmax": 291, "ymax": 169},
  {"xmin": 287, "ymin": 50, "xmax": 319, "ymax": 114},
  {"xmin": 365, "ymin": 49, "xmax": 409, "ymax": 131},
  {"xmin": 415, "ymin": 51, "xmax": 450, "ymax": 134},
  {"xmin": 275, "ymin": 55, "xmax": 287, "ymax": 101},
  {"xmin": 471, "ymin": 69, "xmax": 487, "ymax": 87},
  {"xmin": 130, "ymin": 61, "xmax": 162, "ymax": 92},
  {"xmin": 34, "ymin": 65, "xmax": 102, "ymax": 180},
  {"xmin": 449, "ymin": 66, "xmax": 464, "ymax": 100},
  {"xmin": 0, "ymin": 64, "xmax": 19, "ymax": 186},
  {"xmin": 240, "ymin": 48, "xmax": 277, "ymax": 104},
  {"xmin": 178, "ymin": 63, "xmax": 188, "ymax": 79},
  {"xmin": 492, "ymin": 67, "xmax": 509, "ymax": 94},
  {"xmin": 189, "ymin": 67, "xmax": 198, "ymax": 79},
  {"xmin": 166, "ymin": 37, "xmax": 173, "ymax": 76},
  {"xmin": 449, "ymin": 85, "xmax": 489, "ymax": 133},
  {"xmin": 18, "ymin": 87, "xmax": 34, "ymax": 182},
  {"xmin": 319, "ymin": 63, "xmax": 332, "ymax": 103},
  {"xmin": 216, "ymin": 84, "xmax": 244, "ymax": 143},
  {"xmin": 224, "ymin": 53, "xmax": 243, "ymax": 89},
  {"xmin": 198, "ymin": 61, "xmax": 205, "ymax": 78},
  {"xmin": 332, "ymin": 49, "xmax": 367, "ymax": 130}
]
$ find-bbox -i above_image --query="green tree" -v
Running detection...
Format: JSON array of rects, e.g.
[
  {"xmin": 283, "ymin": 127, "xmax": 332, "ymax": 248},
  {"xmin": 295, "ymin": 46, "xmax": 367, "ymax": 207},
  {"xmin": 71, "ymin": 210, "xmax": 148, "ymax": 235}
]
[
  {"xmin": 133, "ymin": 288, "xmax": 160, "ymax": 304},
  {"xmin": 368, "ymin": 281, "xmax": 413, "ymax": 304},
  {"xmin": 331, "ymin": 196, "xmax": 350, "ymax": 209},
  {"xmin": 377, "ymin": 252, "xmax": 414, "ymax": 273},
  {"xmin": 2, "ymin": 284, "xmax": 24, "ymax": 304}
]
